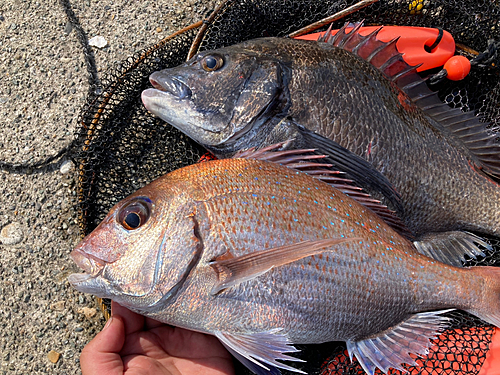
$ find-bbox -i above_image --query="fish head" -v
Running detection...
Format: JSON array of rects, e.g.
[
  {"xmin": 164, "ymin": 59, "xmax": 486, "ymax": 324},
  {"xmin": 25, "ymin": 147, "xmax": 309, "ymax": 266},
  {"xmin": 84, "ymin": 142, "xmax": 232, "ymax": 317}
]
[
  {"xmin": 68, "ymin": 175, "xmax": 202, "ymax": 310},
  {"xmin": 142, "ymin": 39, "xmax": 289, "ymax": 149}
]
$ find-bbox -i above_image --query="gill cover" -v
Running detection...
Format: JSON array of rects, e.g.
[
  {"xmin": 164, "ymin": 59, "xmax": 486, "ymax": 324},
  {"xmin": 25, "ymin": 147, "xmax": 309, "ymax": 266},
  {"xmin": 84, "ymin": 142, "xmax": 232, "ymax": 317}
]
[
  {"xmin": 143, "ymin": 202, "xmax": 204, "ymax": 309},
  {"xmin": 107, "ymin": 200, "xmax": 204, "ymax": 309},
  {"xmin": 226, "ymin": 59, "xmax": 285, "ymax": 144},
  {"xmin": 70, "ymin": 182, "xmax": 204, "ymax": 309},
  {"xmin": 143, "ymin": 45, "xmax": 286, "ymax": 146}
]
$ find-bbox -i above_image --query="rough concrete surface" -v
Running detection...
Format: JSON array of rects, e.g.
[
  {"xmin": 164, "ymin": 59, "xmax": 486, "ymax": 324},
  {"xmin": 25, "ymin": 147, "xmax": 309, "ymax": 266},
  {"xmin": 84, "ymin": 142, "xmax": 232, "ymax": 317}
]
[{"xmin": 0, "ymin": 1, "xmax": 217, "ymax": 373}]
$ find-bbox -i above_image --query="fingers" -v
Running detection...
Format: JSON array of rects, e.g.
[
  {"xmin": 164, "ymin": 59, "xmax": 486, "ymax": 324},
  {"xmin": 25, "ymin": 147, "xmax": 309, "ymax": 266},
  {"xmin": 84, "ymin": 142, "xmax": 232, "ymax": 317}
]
[
  {"xmin": 118, "ymin": 325, "xmax": 225, "ymax": 359},
  {"xmin": 111, "ymin": 301, "xmax": 165, "ymax": 331},
  {"xmin": 123, "ymin": 354, "xmax": 175, "ymax": 375},
  {"xmin": 118, "ymin": 329, "xmax": 172, "ymax": 358},
  {"xmin": 111, "ymin": 301, "xmax": 145, "ymax": 335},
  {"xmin": 80, "ymin": 315, "xmax": 126, "ymax": 375},
  {"xmin": 144, "ymin": 316, "xmax": 168, "ymax": 330}
]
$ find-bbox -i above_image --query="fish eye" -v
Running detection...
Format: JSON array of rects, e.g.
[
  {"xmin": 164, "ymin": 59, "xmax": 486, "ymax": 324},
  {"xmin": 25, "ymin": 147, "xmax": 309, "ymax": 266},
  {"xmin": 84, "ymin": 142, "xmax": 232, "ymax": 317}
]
[
  {"xmin": 201, "ymin": 54, "xmax": 224, "ymax": 72},
  {"xmin": 118, "ymin": 198, "xmax": 151, "ymax": 230}
]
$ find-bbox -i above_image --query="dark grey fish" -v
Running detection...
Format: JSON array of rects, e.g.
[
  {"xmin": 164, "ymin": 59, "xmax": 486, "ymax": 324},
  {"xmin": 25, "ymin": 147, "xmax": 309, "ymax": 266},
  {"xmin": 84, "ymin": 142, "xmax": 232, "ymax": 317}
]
[{"xmin": 142, "ymin": 23, "xmax": 500, "ymax": 259}]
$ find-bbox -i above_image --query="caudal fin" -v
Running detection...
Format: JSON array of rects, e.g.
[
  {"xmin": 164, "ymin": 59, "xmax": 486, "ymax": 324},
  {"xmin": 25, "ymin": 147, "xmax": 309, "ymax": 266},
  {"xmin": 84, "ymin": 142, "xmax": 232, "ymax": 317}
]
[{"xmin": 468, "ymin": 266, "xmax": 500, "ymax": 328}]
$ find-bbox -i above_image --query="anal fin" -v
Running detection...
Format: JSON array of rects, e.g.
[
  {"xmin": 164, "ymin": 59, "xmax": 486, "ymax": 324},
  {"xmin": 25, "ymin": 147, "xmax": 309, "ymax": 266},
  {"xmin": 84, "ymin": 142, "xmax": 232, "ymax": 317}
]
[
  {"xmin": 347, "ymin": 310, "xmax": 452, "ymax": 375},
  {"xmin": 214, "ymin": 330, "xmax": 306, "ymax": 375},
  {"xmin": 413, "ymin": 231, "xmax": 490, "ymax": 267}
]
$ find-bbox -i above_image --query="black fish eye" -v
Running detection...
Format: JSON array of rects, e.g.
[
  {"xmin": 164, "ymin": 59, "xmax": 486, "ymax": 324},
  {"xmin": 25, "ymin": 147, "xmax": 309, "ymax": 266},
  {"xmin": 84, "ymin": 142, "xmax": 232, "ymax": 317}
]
[
  {"xmin": 118, "ymin": 198, "xmax": 151, "ymax": 230},
  {"xmin": 201, "ymin": 54, "xmax": 224, "ymax": 72},
  {"xmin": 124, "ymin": 212, "xmax": 141, "ymax": 229},
  {"xmin": 205, "ymin": 57, "xmax": 217, "ymax": 69}
]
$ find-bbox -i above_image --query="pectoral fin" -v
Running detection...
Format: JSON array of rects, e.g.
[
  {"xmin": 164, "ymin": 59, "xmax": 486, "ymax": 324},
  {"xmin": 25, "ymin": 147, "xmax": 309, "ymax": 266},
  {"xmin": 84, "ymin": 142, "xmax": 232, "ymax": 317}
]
[
  {"xmin": 210, "ymin": 238, "xmax": 357, "ymax": 294},
  {"xmin": 214, "ymin": 329, "xmax": 306, "ymax": 375},
  {"xmin": 347, "ymin": 309, "xmax": 452, "ymax": 375},
  {"xmin": 297, "ymin": 126, "xmax": 403, "ymax": 215}
]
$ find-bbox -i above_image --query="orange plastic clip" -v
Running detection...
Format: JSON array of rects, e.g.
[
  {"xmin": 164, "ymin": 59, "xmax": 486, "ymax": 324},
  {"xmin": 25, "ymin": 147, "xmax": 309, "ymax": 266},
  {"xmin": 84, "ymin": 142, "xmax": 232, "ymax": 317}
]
[{"xmin": 295, "ymin": 26, "xmax": 456, "ymax": 72}]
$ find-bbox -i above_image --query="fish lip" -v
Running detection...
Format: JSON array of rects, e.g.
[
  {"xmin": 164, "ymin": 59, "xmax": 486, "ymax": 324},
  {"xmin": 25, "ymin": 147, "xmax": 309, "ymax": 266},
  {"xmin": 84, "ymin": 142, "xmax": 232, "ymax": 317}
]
[
  {"xmin": 68, "ymin": 249, "xmax": 106, "ymax": 290},
  {"xmin": 67, "ymin": 272, "xmax": 95, "ymax": 285},
  {"xmin": 149, "ymin": 72, "xmax": 192, "ymax": 99},
  {"xmin": 70, "ymin": 248, "xmax": 107, "ymax": 275}
]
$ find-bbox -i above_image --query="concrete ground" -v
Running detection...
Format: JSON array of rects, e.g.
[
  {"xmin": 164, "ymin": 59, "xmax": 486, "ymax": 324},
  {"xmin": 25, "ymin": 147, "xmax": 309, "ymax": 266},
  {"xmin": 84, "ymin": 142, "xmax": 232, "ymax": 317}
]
[{"xmin": 0, "ymin": 1, "xmax": 216, "ymax": 373}]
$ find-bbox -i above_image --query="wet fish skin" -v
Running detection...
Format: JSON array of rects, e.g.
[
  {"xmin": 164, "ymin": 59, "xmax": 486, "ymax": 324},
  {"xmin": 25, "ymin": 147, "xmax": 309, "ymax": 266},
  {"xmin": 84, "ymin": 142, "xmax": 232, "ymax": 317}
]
[
  {"xmin": 142, "ymin": 36, "xmax": 500, "ymax": 239},
  {"xmin": 69, "ymin": 158, "xmax": 500, "ymax": 375}
]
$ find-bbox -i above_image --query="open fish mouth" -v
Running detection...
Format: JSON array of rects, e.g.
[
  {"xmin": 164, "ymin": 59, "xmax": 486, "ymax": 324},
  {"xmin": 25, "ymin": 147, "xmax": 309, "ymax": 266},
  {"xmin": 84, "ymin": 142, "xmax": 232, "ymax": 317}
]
[{"xmin": 149, "ymin": 72, "xmax": 192, "ymax": 99}]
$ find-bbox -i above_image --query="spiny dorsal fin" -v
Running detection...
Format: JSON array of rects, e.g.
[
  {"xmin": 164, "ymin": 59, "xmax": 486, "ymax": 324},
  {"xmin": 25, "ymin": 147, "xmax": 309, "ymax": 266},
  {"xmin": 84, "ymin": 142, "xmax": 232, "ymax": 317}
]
[
  {"xmin": 321, "ymin": 22, "xmax": 500, "ymax": 181},
  {"xmin": 234, "ymin": 143, "xmax": 411, "ymax": 238}
]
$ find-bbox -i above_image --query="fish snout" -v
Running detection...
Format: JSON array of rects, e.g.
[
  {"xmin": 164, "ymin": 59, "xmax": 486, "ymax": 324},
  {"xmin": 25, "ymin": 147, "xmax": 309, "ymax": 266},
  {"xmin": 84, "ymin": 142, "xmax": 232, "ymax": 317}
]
[
  {"xmin": 70, "ymin": 229, "xmax": 118, "ymax": 275},
  {"xmin": 70, "ymin": 247, "xmax": 107, "ymax": 275},
  {"xmin": 149, "ymin": 72, "xmax": 192, "ymax": 99}
]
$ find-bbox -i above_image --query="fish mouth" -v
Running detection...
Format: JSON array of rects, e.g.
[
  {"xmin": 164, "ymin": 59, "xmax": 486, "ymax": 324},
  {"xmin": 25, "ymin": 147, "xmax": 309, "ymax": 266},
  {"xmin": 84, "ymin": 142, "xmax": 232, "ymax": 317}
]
[
  {"xmin": 149, "ymin": 72, "xmax": 192, "ymax": 99},
  {"xmin": 68, "ymin": 248, "xmax": 107, "ymax": 290},
  {"xmin": 67, "ymin": 272, "xmax": 96, "ymax": 284},
  {"xmin": 141, "ymin": 87, "xmax": 228, "ymax": 146},
  {"xmin": 70, "ymin": 248, "xmax": 107, "ymax": 276}
]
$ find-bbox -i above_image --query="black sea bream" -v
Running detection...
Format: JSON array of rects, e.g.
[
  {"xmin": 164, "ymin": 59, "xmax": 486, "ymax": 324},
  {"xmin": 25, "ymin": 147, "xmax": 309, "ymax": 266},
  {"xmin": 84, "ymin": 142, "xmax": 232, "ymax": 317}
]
[{"xmin": 142, "ymin": 24, "xmax": 500, "ymax": 255}]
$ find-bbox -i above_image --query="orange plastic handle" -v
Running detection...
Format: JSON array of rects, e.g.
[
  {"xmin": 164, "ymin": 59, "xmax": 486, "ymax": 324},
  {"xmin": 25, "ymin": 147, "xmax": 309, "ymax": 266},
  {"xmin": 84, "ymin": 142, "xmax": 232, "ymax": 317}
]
[{"xmin": 295, "ymin": 26, "xmax": 455, "ymax": 72}]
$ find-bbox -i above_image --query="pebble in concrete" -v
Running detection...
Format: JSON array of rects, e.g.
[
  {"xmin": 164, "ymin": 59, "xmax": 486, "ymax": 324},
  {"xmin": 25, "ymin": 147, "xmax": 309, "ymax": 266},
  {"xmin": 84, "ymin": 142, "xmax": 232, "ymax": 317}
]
[
  {"xmin": 47, "ymin": 350, "xmax": 61, "ymax": 363},
  {"xmin": 0, "ymin": 222, "xmax": 23, "ymax": 245}
]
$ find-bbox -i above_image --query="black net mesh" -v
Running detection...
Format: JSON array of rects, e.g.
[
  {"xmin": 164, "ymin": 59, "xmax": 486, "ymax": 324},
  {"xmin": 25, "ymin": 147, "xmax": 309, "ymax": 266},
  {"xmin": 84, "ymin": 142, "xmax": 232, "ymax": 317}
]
[
  {"xmin": 74, "ymin": 0, "xmax": 500, "ymax": 374},
  {"xmin": 75, "ymin": 28, "xmax": 205, "ymax": 233},
  {"xmin": 320, "ymin": 326, "xmax": 495, "ymax": 375}
]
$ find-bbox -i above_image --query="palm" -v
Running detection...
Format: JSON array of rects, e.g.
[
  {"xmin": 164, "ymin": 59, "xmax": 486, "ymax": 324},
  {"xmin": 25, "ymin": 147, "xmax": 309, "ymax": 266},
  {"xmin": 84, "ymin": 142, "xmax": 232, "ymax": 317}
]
[
  {"xmin": 120, "ymin": 324, "xmax": 234, "ymax": 375},
  {"xmin": 80, "ymin": 302, "xmax": 234, "ymax": 375}
]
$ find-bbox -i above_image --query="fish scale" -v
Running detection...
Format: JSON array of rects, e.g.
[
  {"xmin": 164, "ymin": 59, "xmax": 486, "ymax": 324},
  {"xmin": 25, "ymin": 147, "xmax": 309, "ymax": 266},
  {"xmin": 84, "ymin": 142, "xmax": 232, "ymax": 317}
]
[
  {"xmin": 279, "ymin": 41, "xmax": 495, "ymax": 236},
  {"xmin": 142, "ymin": 26, "xmax": 500, "ymax": 244},
  {"xmin": 70, "ymin": 157, "xmax": 500, "ymax": 375}
]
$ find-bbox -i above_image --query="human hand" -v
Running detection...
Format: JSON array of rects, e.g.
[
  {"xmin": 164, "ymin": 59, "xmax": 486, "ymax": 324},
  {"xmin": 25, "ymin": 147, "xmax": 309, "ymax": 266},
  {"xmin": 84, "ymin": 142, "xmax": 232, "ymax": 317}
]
[{"xmin": 80, "ymin": 301, "xmax": 235, "ymax": 375}]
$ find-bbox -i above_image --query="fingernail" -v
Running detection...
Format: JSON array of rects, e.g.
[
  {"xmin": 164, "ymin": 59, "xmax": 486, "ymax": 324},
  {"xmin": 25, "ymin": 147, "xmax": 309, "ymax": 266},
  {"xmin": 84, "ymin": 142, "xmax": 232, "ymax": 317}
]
[{"xmin": 103, "ymin": 316, "xmax": 113, "ymax": 330}]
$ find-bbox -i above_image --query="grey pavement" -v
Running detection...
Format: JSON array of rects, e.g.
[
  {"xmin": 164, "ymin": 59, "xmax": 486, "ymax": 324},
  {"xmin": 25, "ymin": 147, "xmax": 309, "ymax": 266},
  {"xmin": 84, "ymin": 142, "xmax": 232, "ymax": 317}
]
[{"xmin": 0, "ymin": 1, "xmax": 216, "ymax": 373}]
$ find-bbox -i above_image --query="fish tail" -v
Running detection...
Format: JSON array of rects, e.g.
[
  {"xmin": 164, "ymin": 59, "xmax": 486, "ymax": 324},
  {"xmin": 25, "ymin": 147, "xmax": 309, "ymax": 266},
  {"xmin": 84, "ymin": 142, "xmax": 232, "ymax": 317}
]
[{"xmin": 468, "ymin": 266, "xmax": 500, "ymax": 328}]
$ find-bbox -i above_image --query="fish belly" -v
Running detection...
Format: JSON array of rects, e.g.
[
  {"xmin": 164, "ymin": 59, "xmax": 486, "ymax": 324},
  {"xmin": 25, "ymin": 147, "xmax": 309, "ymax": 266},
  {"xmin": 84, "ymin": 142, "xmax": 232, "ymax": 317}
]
[{"xmin": 211, "ymin": 241, "xmax": 467, "ymax": 344}]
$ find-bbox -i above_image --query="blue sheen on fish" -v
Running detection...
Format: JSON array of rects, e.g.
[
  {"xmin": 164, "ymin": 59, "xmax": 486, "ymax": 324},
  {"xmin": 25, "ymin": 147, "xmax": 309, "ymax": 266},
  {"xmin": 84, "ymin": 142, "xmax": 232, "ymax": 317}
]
[
  {"xmin": 141, "ymin": 22, "xmax": 500, "ymax": 258},
  {"xmin": 69, "ymin": 155, "xmax": 500, "ymax": 375}
]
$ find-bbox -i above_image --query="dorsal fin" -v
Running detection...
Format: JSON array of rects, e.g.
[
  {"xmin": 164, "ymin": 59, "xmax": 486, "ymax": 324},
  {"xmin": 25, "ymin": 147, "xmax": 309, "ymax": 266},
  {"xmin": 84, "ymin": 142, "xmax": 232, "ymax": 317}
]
[
  {"xmin": 321, "ymin": 22, "xmax": 500, "ymax": 181},
  {"xmin": 234, "ymin": 143, "xmax": 412, "ymax": 238}
]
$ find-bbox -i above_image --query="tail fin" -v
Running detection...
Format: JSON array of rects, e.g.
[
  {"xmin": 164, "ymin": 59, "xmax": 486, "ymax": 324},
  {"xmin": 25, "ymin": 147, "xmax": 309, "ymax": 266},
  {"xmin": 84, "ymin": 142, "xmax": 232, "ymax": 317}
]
[{"xmin": 468, "ymin": 267, "xmax": 500, "ymax": 328}]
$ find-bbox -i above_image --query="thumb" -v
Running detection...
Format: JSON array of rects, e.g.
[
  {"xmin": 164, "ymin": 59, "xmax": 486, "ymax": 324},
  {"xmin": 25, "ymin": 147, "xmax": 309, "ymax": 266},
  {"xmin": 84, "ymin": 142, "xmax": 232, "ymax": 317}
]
[{"xmin": 80, "ymin": 315, "xmax": 126, "ymax": 375}]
